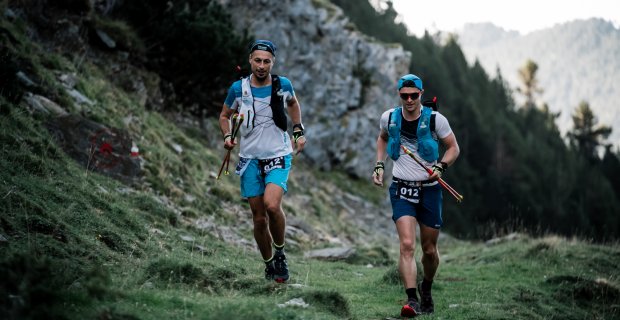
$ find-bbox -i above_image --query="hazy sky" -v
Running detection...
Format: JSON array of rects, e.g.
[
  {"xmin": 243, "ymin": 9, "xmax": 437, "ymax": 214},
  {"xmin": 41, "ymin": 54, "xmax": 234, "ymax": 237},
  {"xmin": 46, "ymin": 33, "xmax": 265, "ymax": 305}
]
[{"xmin": 391, "ymin": 0, "xmax": 620, "ymax": 36}]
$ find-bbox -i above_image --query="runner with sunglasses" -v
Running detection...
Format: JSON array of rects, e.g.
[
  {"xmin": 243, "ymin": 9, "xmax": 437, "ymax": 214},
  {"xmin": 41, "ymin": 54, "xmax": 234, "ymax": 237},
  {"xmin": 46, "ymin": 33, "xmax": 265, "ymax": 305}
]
[{"xmin": 373, "ymin": 74, "xmax": 460, "ymax": 317}]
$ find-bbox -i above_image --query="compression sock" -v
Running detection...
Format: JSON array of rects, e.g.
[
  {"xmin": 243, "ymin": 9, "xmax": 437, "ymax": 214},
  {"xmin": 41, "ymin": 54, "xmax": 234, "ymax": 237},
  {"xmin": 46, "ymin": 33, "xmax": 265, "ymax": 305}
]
[
  {"xmin": 406, "ymin": 288, "xmax": 418, "ymax": 301},
  {"xmin": 421, "ymin": 278, "xmax": 433, "ymax": 293}
]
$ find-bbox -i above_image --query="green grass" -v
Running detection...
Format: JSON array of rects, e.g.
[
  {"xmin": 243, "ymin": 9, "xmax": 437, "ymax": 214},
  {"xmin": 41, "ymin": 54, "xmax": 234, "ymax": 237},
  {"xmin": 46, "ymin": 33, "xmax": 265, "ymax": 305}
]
[{"xmin": 2, "ymin": 101, "xmax": 620, "ymax": 319}]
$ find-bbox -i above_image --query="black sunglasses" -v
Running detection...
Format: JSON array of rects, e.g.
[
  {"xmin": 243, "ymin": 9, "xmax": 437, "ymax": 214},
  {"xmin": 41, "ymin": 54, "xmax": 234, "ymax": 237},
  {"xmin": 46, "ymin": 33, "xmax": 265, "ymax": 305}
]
[{"xmin": 399, "ymin": 92, "xmax": 421, "ymax": 101}]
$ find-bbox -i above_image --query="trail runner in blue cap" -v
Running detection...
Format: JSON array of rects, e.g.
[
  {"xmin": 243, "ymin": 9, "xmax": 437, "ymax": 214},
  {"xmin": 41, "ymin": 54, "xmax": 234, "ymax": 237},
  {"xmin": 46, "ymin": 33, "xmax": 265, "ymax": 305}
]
[{"xmin": 373, "ymin": 73, "xmax": 460, "ymax": 317}]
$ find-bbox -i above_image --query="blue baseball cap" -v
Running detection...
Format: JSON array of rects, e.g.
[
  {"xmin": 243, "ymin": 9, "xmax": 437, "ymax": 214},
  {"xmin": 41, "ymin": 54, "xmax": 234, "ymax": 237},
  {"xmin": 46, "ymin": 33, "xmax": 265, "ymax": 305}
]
[
  {"xmin": 249, "ymin": 40, "xmax": 276, "ymax": 56},
  {"xmin": 397, "ymin": 74, "xmax": 423, "ymax": 90}
]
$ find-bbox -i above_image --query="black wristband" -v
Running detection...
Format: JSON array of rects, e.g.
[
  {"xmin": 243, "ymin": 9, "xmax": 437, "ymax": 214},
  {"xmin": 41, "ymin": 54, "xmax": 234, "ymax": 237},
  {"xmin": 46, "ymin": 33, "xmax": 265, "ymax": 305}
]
[
  {"xmin": 293, "ymin": 123, "xmax": 304, "ymax": 132},
  {"xmin": 439, "ymin": 161, "xmax": 448, "ymax": 169}
]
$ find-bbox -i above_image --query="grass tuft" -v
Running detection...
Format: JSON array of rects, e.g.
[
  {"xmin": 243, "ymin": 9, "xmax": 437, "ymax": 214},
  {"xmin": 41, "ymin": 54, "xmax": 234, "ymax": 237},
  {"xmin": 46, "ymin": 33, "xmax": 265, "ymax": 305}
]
[
  {"xmin": 345, "ymin": 246, "xmax": 393, "ymax": 266},
  {"xmin": 547, "ymin": 275, "xmax": 620, "ymax": 304},
  {"xmin": 300, "ymin": 289, "xmax": 351, "ymax": 318},
  {"xmin": 145, "ymin": 259, "xmax": 206, "ymax": 286}
]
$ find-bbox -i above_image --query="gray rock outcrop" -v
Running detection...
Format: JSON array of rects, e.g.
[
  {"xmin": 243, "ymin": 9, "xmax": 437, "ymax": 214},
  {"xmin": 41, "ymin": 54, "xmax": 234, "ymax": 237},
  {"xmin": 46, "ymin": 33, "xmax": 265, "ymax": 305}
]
[{"xmin": 217, "ymin": 0, "xmax": 411, "ymax": 177}]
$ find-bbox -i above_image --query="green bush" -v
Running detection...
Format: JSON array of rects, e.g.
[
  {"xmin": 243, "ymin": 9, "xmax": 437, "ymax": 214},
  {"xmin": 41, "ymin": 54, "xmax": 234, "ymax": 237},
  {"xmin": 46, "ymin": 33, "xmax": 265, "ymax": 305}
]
[{"xmin": 115, "ymin": 0, "xmax": 251, "ymax": 116}]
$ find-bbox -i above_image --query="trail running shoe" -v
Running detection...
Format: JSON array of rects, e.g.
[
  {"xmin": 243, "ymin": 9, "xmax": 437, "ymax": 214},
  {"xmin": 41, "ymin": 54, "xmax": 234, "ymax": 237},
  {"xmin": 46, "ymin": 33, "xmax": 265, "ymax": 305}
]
[
  {"xmin": 420, "ymin": 290, "xmax": 434, "ymax": 314},
  {"xmin": 273, "ymin": 250, "xmax": 289, "ymax": 283},
  {"xmin": 400, "ymin": 299, "xmax": 421, "ymax": 318},
  {"xmin": 264, "ymin": 261, "xmax": 276, "ymax": 280}
]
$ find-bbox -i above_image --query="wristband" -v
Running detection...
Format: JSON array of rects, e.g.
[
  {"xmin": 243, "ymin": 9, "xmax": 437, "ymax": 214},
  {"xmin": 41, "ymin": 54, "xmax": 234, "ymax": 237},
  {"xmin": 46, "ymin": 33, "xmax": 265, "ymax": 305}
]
[
  {"xmin": 224, "ymin": 133, "xmax": 232, "ymax": 142},
  {"xmin": 293, "ymin": 123, "xmax": 305, "ymax": 132},
  {"xmin": 374, "ymin": 161, "xmax": 385, "ymax": 175},
  {"xmin": 439, "ymin": 161, "xmax": 448, "ymax": 170}
]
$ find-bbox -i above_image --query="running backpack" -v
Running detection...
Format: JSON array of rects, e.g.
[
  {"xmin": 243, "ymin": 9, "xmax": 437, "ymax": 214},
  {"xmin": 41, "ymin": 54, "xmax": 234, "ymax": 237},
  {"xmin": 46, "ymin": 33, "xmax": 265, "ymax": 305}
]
[
  {"xmin": 235, "ymin": 66, "xmax": 287, "ymax": 132},
  {"xmin": 270, "ymin": 74, "xmax": 287, "ymax": 132},
  {"xmin": 386, "ymin": 96, "xmax": 440, "ymax": 162}
]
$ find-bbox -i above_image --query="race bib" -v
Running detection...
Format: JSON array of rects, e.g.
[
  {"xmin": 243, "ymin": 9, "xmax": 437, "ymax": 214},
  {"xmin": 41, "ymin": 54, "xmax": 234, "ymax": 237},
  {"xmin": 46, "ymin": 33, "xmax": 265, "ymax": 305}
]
[
  {"xmin": 397, "ymin": 180, "xmax": 421, "ymax": 203},
  {"xmin": 258, "ymin": 156, "xmax": 285, "ymax": 175}
]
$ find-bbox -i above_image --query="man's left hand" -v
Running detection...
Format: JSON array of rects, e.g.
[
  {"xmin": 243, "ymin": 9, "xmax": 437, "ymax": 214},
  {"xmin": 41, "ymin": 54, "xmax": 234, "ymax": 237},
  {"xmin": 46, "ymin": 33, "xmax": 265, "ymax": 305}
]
[
  {"xmin": 292, "ymin": 130, "xmax": 306, "ymax": 155},
  {"xmin": 429, "ymin": 164, "xmax": 444, "ymax": 181}
]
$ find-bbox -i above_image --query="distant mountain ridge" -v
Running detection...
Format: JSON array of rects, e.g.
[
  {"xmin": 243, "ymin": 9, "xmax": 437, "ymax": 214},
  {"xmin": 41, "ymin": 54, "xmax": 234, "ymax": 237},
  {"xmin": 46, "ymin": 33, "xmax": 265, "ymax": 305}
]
[{"xmin": 456, "ymin": 18, "xmax": 620, "ymax": 147}]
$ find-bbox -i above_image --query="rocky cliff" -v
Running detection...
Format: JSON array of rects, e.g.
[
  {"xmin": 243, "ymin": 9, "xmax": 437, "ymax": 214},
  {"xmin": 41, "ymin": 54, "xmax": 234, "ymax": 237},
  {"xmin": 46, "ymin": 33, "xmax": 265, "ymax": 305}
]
[{"xmin": 217, "ymin": 0, "xmax": 411, "ymax": 177}]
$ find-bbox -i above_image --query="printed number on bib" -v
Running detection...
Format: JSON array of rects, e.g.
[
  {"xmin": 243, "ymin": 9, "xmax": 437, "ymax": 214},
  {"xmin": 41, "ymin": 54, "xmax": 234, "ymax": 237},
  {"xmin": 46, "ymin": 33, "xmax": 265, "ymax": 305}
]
[
  {"xmin": 397, "ymin": 182, "xmax": 420, "ymax": 204},
  {"xmin": 259, "ymin": 156, "xmax": 285, "ymax": 175}
]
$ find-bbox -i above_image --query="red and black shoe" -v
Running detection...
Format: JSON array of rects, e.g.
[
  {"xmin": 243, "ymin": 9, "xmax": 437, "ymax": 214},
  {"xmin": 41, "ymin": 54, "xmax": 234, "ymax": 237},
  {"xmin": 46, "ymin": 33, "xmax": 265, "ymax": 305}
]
[{"xmin": 400, "ymin": 299, "xmax": 421, "ymax": 318}]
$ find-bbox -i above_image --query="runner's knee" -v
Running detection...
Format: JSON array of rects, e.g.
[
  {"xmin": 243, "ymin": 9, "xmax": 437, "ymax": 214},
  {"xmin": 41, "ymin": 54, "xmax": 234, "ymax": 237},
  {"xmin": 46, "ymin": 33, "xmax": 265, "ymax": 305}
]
[
  {"xmin": 400, "ymin": 239, "xmax": 415, "ymax": 256},
  {"xmin": 253, "ymin": 215, "xmax": 269, "ymax": 228},
  {"xmin": 264, "ymin": 200, "xmax": 282, "ymax": 215},
  {"xmin": 421, "ymin": 243, "xmax": 438, "ymax": 258}
]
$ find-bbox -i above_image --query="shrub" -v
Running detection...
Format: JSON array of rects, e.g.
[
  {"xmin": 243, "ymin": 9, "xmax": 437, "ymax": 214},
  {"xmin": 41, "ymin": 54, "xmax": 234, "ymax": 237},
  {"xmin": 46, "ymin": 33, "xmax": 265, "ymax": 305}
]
[{"xmin": 115, "ymin": 0, "xmax": 251, "ymax": 116}]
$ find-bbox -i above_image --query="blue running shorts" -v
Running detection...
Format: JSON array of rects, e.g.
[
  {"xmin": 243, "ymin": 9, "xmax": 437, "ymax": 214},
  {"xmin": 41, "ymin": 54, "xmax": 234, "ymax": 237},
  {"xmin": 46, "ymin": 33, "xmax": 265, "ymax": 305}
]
[
  {"xmin": 389, "ymin": 179, "xmax": 443, "ymax": 229},
  {"xmin": 240, "ymin": 154, "xmax": 292, "ymax": 198}
]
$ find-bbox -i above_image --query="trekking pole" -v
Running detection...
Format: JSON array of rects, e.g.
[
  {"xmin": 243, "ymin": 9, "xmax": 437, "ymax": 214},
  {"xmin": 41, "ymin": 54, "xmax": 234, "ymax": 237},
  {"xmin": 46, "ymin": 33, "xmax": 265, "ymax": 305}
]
[
  {"xmin": 401, "ymin": 145, "xmax": 464, "ymax": 203},
  {"xmin": 223, "ymin": 114, "xmax": 240, "ymax": 175},
  {"xmin": 224, "ymin": 114, "xmax": 244, "ymax": 175},
  {"xmin": 216, "ymin": 114, "xmax": 242, "ymax": 179},
  {"xmin": 216, "ymin": 151, "xmax": 229, "ymax": 180}
]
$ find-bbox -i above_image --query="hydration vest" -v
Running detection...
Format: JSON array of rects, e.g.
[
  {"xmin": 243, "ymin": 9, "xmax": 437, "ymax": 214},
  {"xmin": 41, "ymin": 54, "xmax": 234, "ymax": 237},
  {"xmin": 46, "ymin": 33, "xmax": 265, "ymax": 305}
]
[
  {"xmin": 239, "ymin": 74, "xmax": 287, "ymax": 135},
  {"xmin": 386, "ymin": 106, "xmax": 438, "ymax": 162}
]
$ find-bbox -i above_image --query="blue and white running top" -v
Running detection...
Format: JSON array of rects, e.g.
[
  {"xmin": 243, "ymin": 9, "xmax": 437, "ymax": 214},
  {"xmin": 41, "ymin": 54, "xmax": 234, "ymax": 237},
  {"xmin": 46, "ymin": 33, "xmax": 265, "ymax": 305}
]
[{"xmin": 224, "ymin": 75, "xmax": 295, "ymax": 159}]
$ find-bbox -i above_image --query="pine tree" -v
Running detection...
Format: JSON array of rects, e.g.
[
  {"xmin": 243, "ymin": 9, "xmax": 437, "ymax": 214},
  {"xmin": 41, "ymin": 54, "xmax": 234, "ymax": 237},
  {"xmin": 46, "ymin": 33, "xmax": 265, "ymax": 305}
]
[
  {"xmin": 568, "ymin": 101, "xmax": 612, "ymax": 162},
  {"xmin": 516, "ymin": 59, "xmax": 543, "ymax": 110}
]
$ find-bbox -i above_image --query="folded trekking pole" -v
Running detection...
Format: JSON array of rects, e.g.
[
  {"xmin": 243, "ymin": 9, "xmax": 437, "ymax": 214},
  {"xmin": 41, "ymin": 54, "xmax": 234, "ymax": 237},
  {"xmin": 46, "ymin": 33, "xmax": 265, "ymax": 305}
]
[
  {"xmin": 401, "ymin": 145, "xmax": 464, "ymax": 203},
  {"xmin": 216, "ymin": 113, "xmax": 243, "ymax": 180}
]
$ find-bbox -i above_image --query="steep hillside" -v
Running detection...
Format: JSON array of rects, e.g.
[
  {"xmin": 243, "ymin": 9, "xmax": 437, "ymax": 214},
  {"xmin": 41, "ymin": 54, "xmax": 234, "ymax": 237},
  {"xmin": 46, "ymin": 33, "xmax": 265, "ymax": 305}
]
[{"xmin": 457, "ymin": 19, "xmax": 620, "ymax": 146}]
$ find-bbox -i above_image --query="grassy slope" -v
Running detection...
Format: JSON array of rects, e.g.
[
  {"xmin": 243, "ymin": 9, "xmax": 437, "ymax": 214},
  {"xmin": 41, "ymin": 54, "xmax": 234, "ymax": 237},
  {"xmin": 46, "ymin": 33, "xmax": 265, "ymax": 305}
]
[
  {"xmin": 3, "ymin": 81, "xmax": 620, "ymax": 320},
  {"xmin": 1, "ymin": 7, "xmax": 620, "ymax": 320}
]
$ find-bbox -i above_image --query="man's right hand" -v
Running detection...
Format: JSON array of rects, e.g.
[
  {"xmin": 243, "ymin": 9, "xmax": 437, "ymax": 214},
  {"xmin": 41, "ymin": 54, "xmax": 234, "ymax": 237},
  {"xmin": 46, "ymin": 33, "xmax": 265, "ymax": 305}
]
[
  {"xmin": 372, "ymin": 161, "xmax": 384, "ymax": 186},
  {"xmin": 224, "ymin": 134, "xmax": 236, "ymax": 150}
]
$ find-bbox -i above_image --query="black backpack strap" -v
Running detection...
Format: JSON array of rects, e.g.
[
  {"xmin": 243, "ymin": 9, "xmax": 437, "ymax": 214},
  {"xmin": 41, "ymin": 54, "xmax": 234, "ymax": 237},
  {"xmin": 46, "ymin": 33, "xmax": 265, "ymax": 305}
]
[
  {"xmin": 422, "ymin": 96, "xmax": 438, "ymax": 111},
  {"xmin": 270, "ymin": 74, "xmax": 287, "ymax": 131},
  {"xmin": 430, "ymin": 113, "xmax": 436, "ymax": 133}
]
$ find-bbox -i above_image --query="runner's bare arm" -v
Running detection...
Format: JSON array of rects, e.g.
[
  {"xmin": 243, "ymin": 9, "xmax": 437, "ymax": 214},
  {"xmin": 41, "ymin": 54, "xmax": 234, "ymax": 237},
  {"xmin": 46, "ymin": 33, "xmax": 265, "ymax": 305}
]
[
  {"xmin": 428, "ymin": 132, "xmax": 459, "ymax": 180},
  {"xmin": 287, "ymin": 96, "xmax": 305, "ymax": 154},
  {"xmin": 438, "ymin": 132, "xmax": 459, "ymax": 167},
  {"xmin": 286, "ymin": 96, "xmax": 302, "ymax": 125},
  {"xmin": 219, "ymin": 104, "xmax": 235, "ymax": 149},
  {"xmin": 374, "ymin": 130, "xmax": 389, "ymax": 186}
]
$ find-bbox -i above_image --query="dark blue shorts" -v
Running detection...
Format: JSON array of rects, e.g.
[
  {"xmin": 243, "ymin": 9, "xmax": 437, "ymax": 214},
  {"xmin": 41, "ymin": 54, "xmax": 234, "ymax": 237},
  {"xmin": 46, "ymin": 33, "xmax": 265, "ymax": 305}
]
[{"xmin": 389, "ymin": 179, "xmax": 443, "ymax": 229}]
